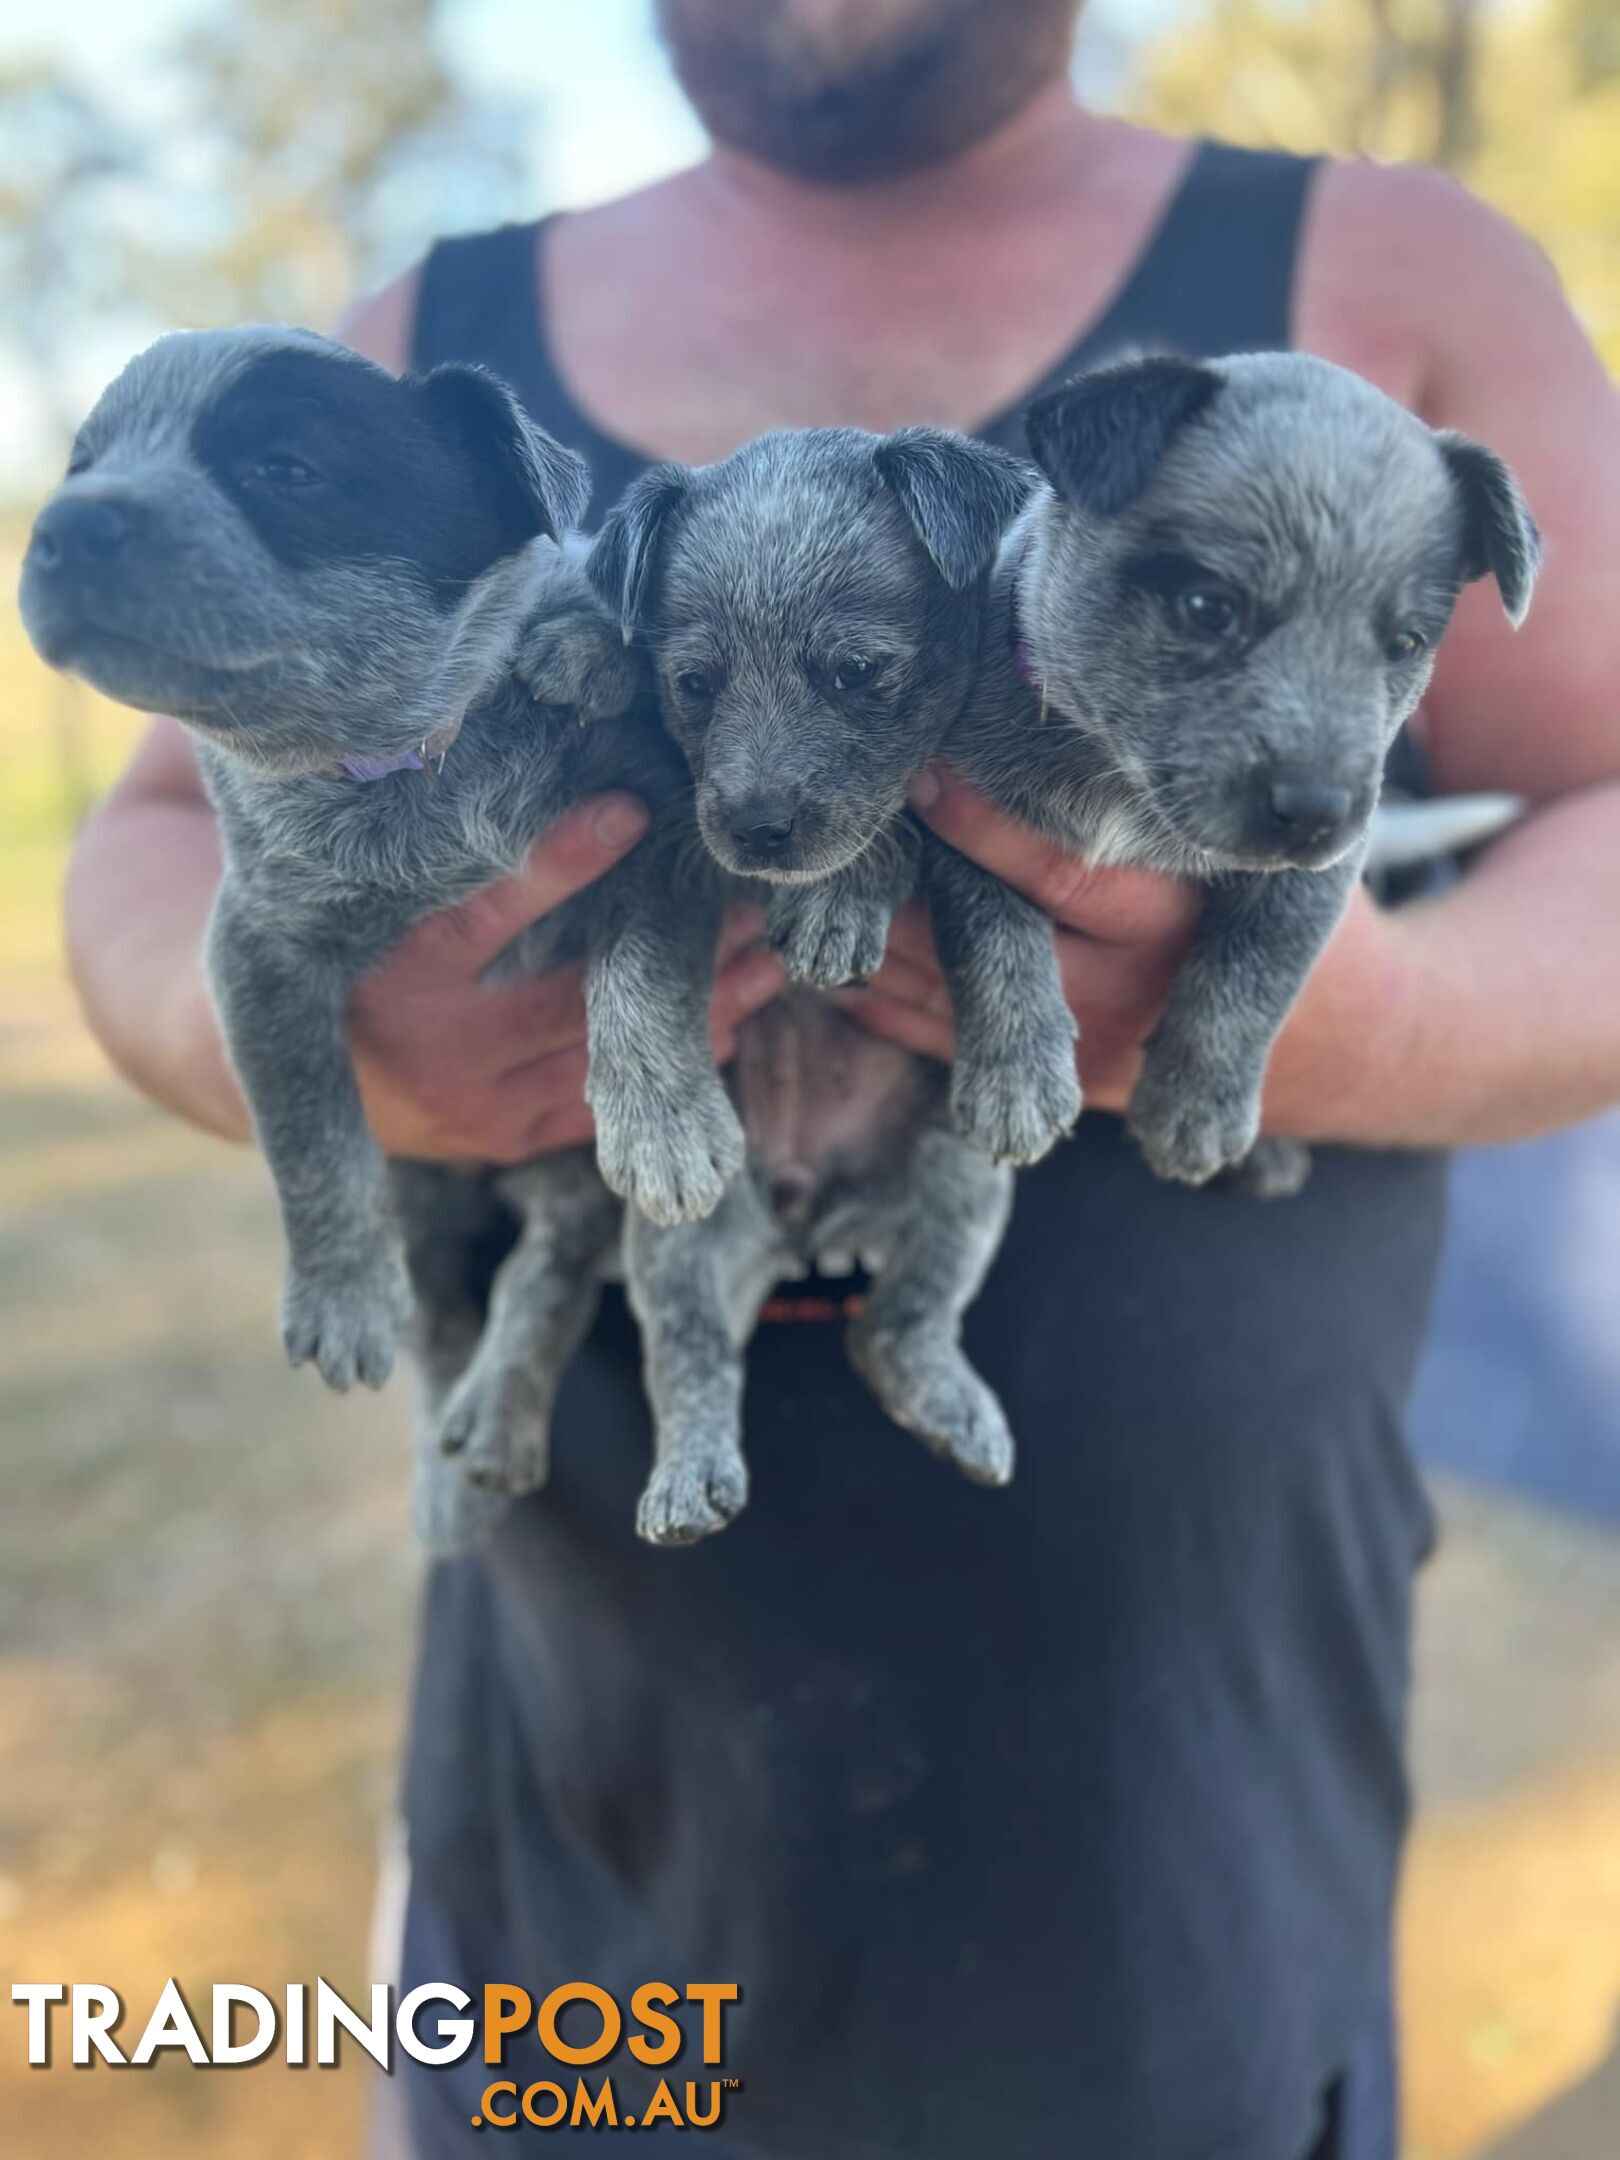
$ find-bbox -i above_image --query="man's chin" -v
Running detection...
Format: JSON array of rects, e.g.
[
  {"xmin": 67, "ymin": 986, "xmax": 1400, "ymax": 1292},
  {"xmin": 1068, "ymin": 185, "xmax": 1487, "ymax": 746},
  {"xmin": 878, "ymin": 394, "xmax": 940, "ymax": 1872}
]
[{"xmin": 657, "ymin": 0, "xmax": 1079, "ymax": 186}]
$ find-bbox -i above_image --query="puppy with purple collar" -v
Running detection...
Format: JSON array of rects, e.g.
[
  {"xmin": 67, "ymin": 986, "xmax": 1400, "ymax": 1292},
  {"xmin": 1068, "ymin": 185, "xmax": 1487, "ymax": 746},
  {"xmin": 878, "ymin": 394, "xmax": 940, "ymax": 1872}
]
[{"xmin": 18, "ymin": 327, "xmax": 667, "ymax": 1467}]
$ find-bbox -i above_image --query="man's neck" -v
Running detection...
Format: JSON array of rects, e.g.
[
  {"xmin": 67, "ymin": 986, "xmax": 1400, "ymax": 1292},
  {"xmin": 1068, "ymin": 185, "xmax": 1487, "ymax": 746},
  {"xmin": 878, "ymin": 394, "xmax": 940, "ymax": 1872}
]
[{"xmin": 546, "ymin": 88, "xmax": 1186, "ymax": 451}]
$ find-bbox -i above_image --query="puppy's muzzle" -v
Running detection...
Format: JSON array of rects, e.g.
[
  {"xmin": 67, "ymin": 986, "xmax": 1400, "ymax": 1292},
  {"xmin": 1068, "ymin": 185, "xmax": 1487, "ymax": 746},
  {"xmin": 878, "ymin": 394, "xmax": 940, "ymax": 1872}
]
[
  {"xmin": 21, "ymin": 490, "xmax": 152, "ymax": 664},
  {"xmin": 28, "ymin": 492, "xmax": 146, "ymax": 575},
  {"xmin": 1242, "ymin": 761, "xmax": 1372, "ymax": 867},
  {"xmin": 714, "ymin": 788, "xmax": 803, "ymax": 871},
  {"xmin": 1266, "ymin": 776, "xmax": 1353, "ymax": 854}
]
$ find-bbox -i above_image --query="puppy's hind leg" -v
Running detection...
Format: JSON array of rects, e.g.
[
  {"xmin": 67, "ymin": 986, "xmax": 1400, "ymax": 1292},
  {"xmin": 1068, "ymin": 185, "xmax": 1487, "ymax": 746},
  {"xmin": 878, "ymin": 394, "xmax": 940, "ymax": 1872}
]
[
  {"xmin": 1222, "ymin": 1136, "xmax": 1313, "ymax": 1201},
  {"xmin": 848, "ymin": 1131, "xmax": 1016, "ymax": 1487},
  {"xmin": 391, "ymin": 1161, "xmax": 512, "ymax": 1554},
  {"xmin": 438, "ymin": 1149, "xmax": 621, "ymax": 1495},
  {"xmin": 624, "ymin": 1181, "xmax": 778, "ymax": 1547}
]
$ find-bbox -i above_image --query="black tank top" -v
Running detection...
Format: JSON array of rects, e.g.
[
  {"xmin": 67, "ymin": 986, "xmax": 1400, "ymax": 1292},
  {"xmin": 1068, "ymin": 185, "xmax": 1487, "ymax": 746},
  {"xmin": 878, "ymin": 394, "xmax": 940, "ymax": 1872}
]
[{"xmin": 404, "ymin": 144, "xmax": 1443, "ymax": 2160}]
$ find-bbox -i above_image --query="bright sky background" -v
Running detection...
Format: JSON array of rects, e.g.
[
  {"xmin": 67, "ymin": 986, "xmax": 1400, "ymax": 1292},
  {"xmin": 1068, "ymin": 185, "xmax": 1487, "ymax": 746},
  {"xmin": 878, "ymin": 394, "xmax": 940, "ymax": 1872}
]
[{"xmin": 0, "ymin": 0, "xmax": 1179, "ymax": 490}]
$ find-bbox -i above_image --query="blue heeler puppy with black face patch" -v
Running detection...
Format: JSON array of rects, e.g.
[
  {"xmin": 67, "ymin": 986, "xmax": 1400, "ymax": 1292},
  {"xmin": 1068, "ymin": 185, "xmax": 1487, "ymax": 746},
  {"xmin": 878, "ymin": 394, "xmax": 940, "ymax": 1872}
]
[{"xmin": 18, "ymin": 326, "xmax": 681, "ymax": 1548}]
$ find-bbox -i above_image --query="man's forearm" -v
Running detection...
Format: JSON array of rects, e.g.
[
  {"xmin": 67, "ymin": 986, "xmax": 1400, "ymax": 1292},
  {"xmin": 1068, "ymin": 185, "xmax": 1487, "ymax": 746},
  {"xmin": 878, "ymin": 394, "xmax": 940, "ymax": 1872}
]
[
  {"xmin": 65, "ymin": 787, "xmax": 252, "ymax": 1143},
  {"xmin": 1268, "ymin": 782, "xmax": 1620, "ymax": 1149}
]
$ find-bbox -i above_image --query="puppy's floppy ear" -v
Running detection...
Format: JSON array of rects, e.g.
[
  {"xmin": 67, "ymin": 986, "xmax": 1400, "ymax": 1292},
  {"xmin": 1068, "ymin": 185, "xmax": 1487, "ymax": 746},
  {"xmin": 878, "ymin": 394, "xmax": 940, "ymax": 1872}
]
[
  {"xmin": 414, "ymin": 363, "xmax": 591, "ymax": 545},
  {"xmin": 1436, "ymin": 431, "xmax": 1541, "ymax": 628},
  {"xmin": 873, "ymin": 427, "xmax": 1034, "ymax": 590},
  {"xmin": 1025, "ymin": 355, "xmax": 1221, "ymax": 518},
  {"xmin": 586, "ymin": 463, "xmax": 689, "ymax": 641}
]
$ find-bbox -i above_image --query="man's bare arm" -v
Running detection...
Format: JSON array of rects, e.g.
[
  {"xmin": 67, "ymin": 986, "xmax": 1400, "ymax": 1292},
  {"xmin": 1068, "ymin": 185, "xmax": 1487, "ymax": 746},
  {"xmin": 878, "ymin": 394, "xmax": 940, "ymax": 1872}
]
[{"xmin": 65, "ymin": 716, "xmax": 250, "ymax": 1139}]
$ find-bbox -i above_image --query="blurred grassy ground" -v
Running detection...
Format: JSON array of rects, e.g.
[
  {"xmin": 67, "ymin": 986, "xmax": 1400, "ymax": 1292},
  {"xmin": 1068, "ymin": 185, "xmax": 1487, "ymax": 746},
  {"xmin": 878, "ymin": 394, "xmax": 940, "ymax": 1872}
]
[
  {"xmin": 0, "ymin": 538, "xmax": 416, "ymax": 2154},
  {"xmin": 1, "ymin": 537, "xmax": 1616, "ymax": 2158}
]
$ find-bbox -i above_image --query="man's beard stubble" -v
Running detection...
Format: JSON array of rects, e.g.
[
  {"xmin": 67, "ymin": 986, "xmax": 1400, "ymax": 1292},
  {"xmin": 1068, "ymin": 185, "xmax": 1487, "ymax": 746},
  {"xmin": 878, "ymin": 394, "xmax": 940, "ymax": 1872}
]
[{"xmin": 655, "ymin": 0, "xmax": 1083, "ymax": 185}]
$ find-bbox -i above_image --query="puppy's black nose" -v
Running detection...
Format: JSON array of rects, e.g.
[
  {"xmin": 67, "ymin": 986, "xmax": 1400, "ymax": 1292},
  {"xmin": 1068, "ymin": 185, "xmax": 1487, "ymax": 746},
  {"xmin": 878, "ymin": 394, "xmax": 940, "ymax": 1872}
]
[
  {"xmin": 1267, "ymin": 778, "xmax": 1354, "ymax": 850},
  {"xmin": 725, "ymin": 797, "xmax": 798, "ymax": 860},
  {"xmin": 29, "ymin": 496, "xmax": 143, "ymax": 571}
]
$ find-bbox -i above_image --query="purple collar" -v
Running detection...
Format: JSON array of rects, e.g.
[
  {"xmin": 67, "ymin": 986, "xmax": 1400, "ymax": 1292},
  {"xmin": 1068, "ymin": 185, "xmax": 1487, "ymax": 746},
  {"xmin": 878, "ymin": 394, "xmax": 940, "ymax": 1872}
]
[
  {"xmin": 339, "ymin": 744, "xmax": 430, "ymax": 783},
  {"xmin": 335, "ymin": 722, "xmax": 458, "ymax": 784}
]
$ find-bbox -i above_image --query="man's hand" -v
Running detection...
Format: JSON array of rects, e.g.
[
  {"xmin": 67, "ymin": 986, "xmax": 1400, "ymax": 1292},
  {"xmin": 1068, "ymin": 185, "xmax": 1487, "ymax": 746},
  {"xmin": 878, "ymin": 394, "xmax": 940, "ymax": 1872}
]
[
  {"xmin": 349, "ymin": 792, "xmax": 785, "ymax": 1165},
  {"xmin": 830, "ymin": 765, "xmax": 1198, "ymax": 1112},
  {"xmin": 832, "ymin": 764, "xmax": 1416, "ymax": 1141}
]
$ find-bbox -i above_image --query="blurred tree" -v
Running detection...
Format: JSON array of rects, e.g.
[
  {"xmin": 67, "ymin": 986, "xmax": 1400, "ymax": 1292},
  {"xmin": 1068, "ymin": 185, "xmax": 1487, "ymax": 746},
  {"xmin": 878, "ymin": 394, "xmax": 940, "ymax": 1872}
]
[
  {"xmin": 1122, "ymin": 0, "xmax": 1485, "ymax": 168},
  {"xmin": 0, "ymin": 66, "xmax": 146, "ymax": 816},
  {"xmin": 1559, "ymin": 0, "xmax": 1620, "ymax": 84},
  {"xmin": 1124, "ymin": 0, "xmax": 1620, "ymax": 368},
  {"xmin": 168, "ymin": 0, "xmax": 531, "ymax": 328},
  {"xmin": 0, "ymin": 66, "xmax": 141, "ymax": 442},
  {"xmin": 0, "ymin": 1, "xmax": 533, "ymax": 811}
]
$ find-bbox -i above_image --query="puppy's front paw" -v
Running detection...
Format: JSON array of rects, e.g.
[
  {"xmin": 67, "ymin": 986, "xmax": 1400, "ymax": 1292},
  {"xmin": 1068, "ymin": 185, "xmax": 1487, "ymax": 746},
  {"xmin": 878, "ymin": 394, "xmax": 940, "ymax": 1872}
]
[
  {"xmin": 1127, "ymin": 1065, "xmax": 1262, "ymax": 1187},
  {"xmin": 592, "ymin": 1073, "xmax": 744, "ymax": 1226},
  {"xmin": 767, "ymin": 886, "xmax": 892, "ymax": 988},
  {"xmin": 281, "ymin": 1246, "xmax": 412, "ymax": 1392},
  {"xmin": 438, "ymin": 1363, "xmax": 552, "ymax": 1495},
  {"xmin": 513, "ymin": 609, "xmax": 643, "ymax": 723},
  {"xmin": 950, "ymin": 1024, "xmax": 1081, "ymax": 1166},
  {"xmin": 636, "ymin": 1445, "xmax": 750, "ymax": 1547}
]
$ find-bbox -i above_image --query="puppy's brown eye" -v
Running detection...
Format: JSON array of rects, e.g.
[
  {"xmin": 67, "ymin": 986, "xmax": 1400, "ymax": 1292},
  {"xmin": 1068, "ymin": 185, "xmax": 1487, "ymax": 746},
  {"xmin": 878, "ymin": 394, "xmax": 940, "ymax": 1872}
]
[
  {"xmin": 253, "ymin": 452, "xmax": 319, "ymax": 487},
  {"xmin": 832, "ymin": 655, "xmax": 878, "ymax": 691},
  {"xmin": 1176, "ymin": 583, "xmax": 1244, "ymax": 640},
  {"xmin": 675, "ymin": 668, "xmax": 715, "ymax": 700},
  {"xmin": 1387, "ymin": 627, "xmax": 1427, "ymax": 662}
]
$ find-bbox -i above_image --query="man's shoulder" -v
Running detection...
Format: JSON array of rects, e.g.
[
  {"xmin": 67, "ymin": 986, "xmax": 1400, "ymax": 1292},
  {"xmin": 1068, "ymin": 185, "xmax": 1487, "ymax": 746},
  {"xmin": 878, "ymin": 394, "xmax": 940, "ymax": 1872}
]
[
  {"xmin": 333, "ymin": 264, "xmax": 423, "ymax": 376},
  {"xmin": 1296, "ymin": 152, "xmax": 1558, "ymax": 397}
]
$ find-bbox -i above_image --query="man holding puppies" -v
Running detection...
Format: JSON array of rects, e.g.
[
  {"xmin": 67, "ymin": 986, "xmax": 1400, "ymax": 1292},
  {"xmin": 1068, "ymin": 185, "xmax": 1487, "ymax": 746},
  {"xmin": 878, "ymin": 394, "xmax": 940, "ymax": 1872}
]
[{"xmin": 64, "ymin": 1, "xmax": 1620, "ymax": 2154}]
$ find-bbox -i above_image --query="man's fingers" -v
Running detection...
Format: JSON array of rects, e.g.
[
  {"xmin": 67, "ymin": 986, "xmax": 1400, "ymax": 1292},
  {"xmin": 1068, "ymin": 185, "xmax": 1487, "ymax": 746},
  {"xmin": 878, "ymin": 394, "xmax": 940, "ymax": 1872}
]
[
  {"xmin": 489, "ymin": 1043, "xmax": 595, "ymax": 1164},
  {"xmin": 716, "ymin": 902, "xmax": 769, "ymax": 966},
  {"xmin": 711, "ymin": 946, "xmax": 788, "ymax": 1045},
  {"xmin": 878, "ymin": 899, "xmax": 939, "ymax": 973},
  {"xmin": 403, "ymin": 793, "xmax": 650, "ymax": 974},
  {"xmin": 486, "ymin": 968, "xmax": 590, "ymax": 1076},
  {"xmin": 516, "ymin": 1100, "xmax": 598, "ymax": 1162},
  {"xmin": 856, "ymin": 948, "xmax": 950, "ymax": 1015},
  {"xmin": 910, "ymin": 765, "xmax": 1197, "ymax": 943},
  {"xmin": 1052, "ymin": 925, "xmax": 1181, "ymax": 1035},
  {"xmin": 826, "ymin": 986, "xmax": 955, "ymax": 1065}
]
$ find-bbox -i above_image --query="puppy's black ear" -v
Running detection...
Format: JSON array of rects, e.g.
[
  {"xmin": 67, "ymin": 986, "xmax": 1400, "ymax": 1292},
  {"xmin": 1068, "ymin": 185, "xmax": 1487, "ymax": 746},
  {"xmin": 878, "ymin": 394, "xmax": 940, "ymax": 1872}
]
[
  {"xmin": 1025, "ymin": 356, "xmax": 1221, "ymax": 518},
  {"xmin": 873, "ymin": 427, "xmax": 1034, "ymax": 590},
  {"xmin": 586, "ymin": 463, "xmax": 689, "ymax": 641},
  {"xmin": 1436, "ymin": 431, "xmax": 1541, "ymax": 628},
  {"xmin": 414, "ymin": 363, "xmax": 591, "ymax": 546}
]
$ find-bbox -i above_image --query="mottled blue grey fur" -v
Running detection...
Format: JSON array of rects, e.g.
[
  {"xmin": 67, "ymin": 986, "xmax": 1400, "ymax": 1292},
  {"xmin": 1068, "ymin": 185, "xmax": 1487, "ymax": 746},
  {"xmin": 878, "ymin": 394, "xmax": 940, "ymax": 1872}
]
[
  {"xmin": 586, "ymin": 425, "xmax": 1034, "ymax": 1538},
  {"xmin": 938, "ymin": 350, "xmax": 1541, "ymax": 1188},
  {"xmin": 18, "ymin": 329, "xmax": 677, "ymax": 1538}
]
